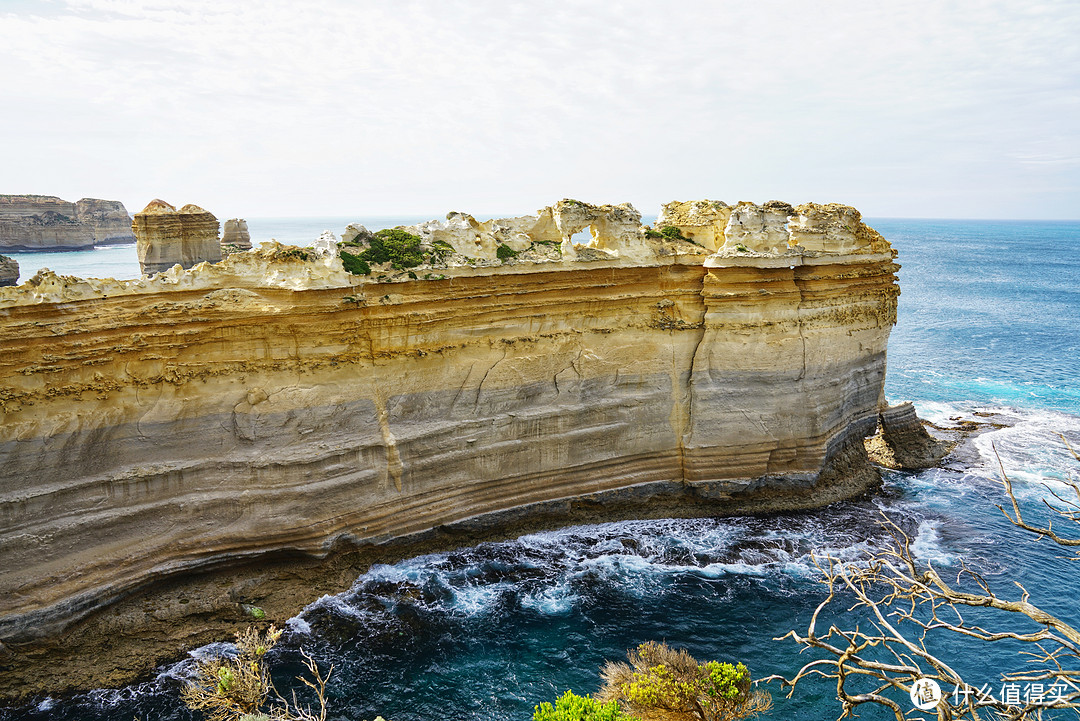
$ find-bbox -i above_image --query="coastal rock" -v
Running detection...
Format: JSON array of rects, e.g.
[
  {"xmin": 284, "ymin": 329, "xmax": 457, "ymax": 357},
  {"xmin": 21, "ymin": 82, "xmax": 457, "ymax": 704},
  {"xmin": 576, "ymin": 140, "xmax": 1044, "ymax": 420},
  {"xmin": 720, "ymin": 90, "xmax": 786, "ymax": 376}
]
[
  {"xmin": 655, "ymin": 199, "xmax": 731, "ymax": 251},
  {"xmin": 0, "ymin": 254, "xmax": 17, "ymax": 286},
  {"xmin": 133, "ymin": 199, "xmax": 222, "ymax": 275},
  {"xmin": 221, "ymin": 218, "xmax": 252, "ymax": 251},
  {"xmin": 866, "ymin": 402, "xmax": 952, "ymax": 469},
  {"xmin": 721, "ymin": 200, "xmax": 794, "ymax": 254},
  {"xmin": 0, "ymin": 197, "xmax": 900, "ymax": 699},
  {"xmin": 74, "ymin": 198, "xmax": 135, "ymax": 245},
  {"xmin": 0, "ymin": 195, "xmax": 95, "ymax": 250}
]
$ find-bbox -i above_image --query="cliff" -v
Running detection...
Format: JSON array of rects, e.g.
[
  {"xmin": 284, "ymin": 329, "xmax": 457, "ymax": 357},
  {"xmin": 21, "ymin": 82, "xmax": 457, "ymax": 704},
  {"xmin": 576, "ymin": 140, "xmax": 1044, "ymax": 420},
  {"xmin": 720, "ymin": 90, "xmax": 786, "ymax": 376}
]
[
  {"xmin": 0, "ymin": 198, "xmax": 899, "ymax": 698},
  {"xmin": 133, "ymin": 199, "xmax": 222, "ymax": 275},
  {"xmin": 74, "ymin": 198, "xmax": 136, "ymax": 245},
  {"xmin": 0, "ymin": 195, "xmax": 134, "ymax": 250},
  {"xmin": 0, "ymin": 195, "xmax": 94, "ymax": 250}
]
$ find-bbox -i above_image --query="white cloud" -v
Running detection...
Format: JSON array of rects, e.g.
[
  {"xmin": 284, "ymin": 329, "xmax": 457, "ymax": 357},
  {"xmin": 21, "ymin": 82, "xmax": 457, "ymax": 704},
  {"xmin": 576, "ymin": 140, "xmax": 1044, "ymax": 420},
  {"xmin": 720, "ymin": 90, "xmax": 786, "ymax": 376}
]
[{"xmin": 0, "ymin": 0, "xmax": 1078, "ymax": 218}]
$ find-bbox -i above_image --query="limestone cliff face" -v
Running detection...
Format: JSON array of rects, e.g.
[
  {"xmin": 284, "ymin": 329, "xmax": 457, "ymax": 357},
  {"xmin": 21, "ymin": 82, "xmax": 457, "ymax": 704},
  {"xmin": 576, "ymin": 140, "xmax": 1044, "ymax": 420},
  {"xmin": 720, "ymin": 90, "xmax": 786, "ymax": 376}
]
[
  {"xmin": 0, "ymin": 195, "xmax": 95, "ymax": 250},
  {"xmin": 133, "ymin": 199, "xmax": 222, "ymax": 275},
  {"xmin": 0, "ymin": 254, "xmax": 17, "ymax": 286},
  {"xmin": 73, "ymin": 198, "xmax": 135, "ymax": 245},
  {"xmin": 0, "ymin": 198, "xmax": 899, "ymax": 697}
]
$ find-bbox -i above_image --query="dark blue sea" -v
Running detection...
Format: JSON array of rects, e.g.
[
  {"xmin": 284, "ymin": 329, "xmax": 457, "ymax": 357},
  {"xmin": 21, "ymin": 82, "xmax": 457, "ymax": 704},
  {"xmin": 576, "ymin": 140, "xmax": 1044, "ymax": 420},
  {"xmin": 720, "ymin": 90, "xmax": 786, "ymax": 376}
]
[{"xmin": 2, "ymin": 217, "xmax": 1079, "ymax": 720}]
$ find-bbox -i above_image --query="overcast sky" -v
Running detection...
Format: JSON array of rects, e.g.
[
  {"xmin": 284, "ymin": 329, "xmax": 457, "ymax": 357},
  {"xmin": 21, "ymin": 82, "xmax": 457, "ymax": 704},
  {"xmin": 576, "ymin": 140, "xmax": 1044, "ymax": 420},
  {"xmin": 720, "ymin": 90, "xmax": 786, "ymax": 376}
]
[{"xmin": 2, "ymin": 0, "xmax": 1078, "ymax": 219}]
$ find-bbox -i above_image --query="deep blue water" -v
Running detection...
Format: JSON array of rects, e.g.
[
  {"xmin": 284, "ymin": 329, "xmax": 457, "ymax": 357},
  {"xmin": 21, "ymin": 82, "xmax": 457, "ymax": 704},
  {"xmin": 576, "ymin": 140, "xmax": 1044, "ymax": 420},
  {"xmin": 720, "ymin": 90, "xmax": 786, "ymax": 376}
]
[{"xmin": 2, "ymin": 218, "xmax": 1079, "ymax": 720}]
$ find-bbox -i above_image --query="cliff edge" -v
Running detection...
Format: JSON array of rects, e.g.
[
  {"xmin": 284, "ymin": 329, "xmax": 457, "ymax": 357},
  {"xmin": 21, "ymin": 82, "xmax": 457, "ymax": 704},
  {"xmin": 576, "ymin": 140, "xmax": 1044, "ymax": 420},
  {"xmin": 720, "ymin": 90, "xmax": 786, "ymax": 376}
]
[
  {"xmin": 0, "ymin": 195, "xmax": 133, "ymax": 251},
  {"xmin": 0, "ymin": 198, "xmax": 900, "ymax": 699}
]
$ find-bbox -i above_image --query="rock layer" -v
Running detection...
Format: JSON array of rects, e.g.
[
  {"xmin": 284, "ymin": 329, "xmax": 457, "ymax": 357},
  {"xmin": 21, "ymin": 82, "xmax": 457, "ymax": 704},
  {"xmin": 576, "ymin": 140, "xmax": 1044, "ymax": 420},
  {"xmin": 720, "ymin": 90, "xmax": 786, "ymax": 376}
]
[
  {"xmin": 0, "ymin": 195, "xmax": 94, "ymax": 250},
  {"xmin": 73, "ymin": 198, "xmax": 135, "ymax": 245},
  {"xmin": 0, "ymin": 255, "xmax": 17, "ymax": 286},
  {"xmin": 133, "ymin": 199, "xmax": 222, "ymax": 275},
  {"xmin": 0, "ymin": 198, "xmax": 900, "ymax": 698},
  {"xmin": 0, "ymin": 195, "xmax": 133, "ymax": 250},
  {"xmin": 221, "ymin": 218, "xmax": 252, "ymax": 251}
]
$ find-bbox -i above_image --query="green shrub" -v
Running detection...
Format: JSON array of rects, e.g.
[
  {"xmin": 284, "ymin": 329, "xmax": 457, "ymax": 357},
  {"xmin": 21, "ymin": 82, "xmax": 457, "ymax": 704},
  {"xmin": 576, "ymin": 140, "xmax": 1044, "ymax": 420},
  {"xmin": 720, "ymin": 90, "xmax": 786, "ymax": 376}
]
[
  {"xmin": 534, "ymin": 690, "xmax": 637, "ymax": 721},
  {"xmin": 597, "ymin": 642, "xmax": 770, "ymax": 721},
  {"xmin": 366, "ymin": 228, "xmax": 426, "ymax": 269},
  {"xmin": 659, "ymin": 226, "xmax": 685, "ymax": 240},
  {"xmin": 340, "ymin": 250, "xmax": 371, "ymax": 275},
  {"xmin": 644, "ymin": 229, "xmax": 663, "ymax": 239},
  {"xmin": 496, "ymin": 244, "xmax": 519, "ymax": 262}
]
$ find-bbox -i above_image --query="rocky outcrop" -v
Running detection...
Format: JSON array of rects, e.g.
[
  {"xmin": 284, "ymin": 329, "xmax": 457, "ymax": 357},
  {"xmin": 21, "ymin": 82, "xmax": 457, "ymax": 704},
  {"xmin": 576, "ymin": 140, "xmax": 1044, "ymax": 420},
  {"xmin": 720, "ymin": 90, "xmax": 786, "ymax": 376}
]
[
  {"xmin": 0, "ymin": 198, "xmax": 900, "ymax": 699},
  {"xmin": 866, "ymin": 402, "xmax": 952, "ymax": 469},
  {"xmin": 0, "ymin": 254, "xmax": 17, "ymax": 286},
  {"xmin": 133, "ymin": 199, "xmax": 222, "ymax": 275},
  {"xmin": 73, "ymin": 198, "xmax": 135, "ymax": 245},
  {"xmin": 0, "ymin": 195, "xmax": 95, "ymax": 250},
  {"xmin": 221, "ymin": 218, "xmax": 252, "ymax": 252}
]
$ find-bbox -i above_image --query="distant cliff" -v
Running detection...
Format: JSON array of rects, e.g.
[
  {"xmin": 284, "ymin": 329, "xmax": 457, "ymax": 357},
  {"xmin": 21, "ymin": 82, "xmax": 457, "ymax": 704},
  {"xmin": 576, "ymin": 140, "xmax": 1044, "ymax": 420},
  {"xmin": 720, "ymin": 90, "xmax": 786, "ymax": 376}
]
[
  {"xmin": 0, "ymin": 198, "xmax": 899, "ymax": 699},
  {"xmin": 0, "ymin": 194, "xmax": 133, "ymax": 250},
  {"xmin": 74, "ymin": 197, "xmax": 136, "ymax": 245}
]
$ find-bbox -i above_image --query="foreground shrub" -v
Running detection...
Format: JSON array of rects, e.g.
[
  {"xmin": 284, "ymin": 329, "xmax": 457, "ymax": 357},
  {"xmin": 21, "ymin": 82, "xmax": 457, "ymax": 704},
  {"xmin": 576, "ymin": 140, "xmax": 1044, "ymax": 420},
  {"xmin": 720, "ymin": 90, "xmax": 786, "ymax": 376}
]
[
  {"xmin": 597, "ymin": 642, "xmax": 771, "ymax": 721},
  {"xmin": 181, "ymin": 625, "xmax": 333, "ymax": 721},
  {"xmin": 534, "ymin": 690, "xmax": 637, "ymax": 721}
]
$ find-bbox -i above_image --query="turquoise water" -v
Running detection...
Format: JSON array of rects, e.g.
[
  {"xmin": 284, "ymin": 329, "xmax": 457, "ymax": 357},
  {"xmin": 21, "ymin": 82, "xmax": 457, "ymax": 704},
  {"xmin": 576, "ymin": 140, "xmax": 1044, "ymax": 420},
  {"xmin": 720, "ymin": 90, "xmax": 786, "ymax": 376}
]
[{"xmin": 2, "ymin": 218, "xmax": 1079, "ymax": 720}]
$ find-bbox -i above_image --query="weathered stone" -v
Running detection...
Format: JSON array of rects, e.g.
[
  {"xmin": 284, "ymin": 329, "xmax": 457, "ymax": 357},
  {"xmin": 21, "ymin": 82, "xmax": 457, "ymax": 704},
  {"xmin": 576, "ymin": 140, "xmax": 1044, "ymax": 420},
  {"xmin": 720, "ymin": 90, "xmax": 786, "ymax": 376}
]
[
  {"xmin": 0, "ymin": 254, "xmax": 17, "ymax": 286},
  {"xmin": 221, "ymin": 218, "xmax": 252, "ymax": 251},
  {"xmin": 74, "ymin": 198, "xmax": 135, "ymax": 245},
  {"xmin": 869, "ymin": 402, "xmax": 952, "ymax": 470},
  {"xmin": 133, "ymin": 199, "xmax": 222, "ymax": 275},
  {"xmin": 656, "ymin": 199, "xmax": 731, "ymax": 251},
  {"xmin": 0, "ymin": 195, "xmax": 95, "ymax": 250},
  {"xmin": 0, "ymin": 197, "xmax": 901, "ymax": 699}
]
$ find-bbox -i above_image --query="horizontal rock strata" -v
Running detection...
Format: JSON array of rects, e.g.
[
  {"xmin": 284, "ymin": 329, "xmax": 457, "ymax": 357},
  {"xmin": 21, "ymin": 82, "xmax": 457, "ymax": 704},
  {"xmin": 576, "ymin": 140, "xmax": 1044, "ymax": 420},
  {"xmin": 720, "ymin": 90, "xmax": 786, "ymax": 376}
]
[
  {"xmin": 74, "ymin": 198, "xmax": 135, "ymax": 245},
  {"xmin": 0, "ymin": 199, "xmax": 899, "ymax": 699},
  {"xmin": 0, "ymin": 195, "xmax": 133, "ymax": 250},
  {"xmin": 133, "ymin": 199, "xmax": 222, "ymax": 275},
  {"xmin": 0, "ymin": 195, "xmax": 95, "ymax": 250}
]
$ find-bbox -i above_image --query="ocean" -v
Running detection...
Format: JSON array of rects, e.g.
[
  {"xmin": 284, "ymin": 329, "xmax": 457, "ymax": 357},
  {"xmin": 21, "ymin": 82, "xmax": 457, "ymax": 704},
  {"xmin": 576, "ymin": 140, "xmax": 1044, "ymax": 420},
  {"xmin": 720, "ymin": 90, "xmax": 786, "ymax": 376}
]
[{"xmin": 2, "ymin": 217, "xmax": 1079, "ymax": 720}]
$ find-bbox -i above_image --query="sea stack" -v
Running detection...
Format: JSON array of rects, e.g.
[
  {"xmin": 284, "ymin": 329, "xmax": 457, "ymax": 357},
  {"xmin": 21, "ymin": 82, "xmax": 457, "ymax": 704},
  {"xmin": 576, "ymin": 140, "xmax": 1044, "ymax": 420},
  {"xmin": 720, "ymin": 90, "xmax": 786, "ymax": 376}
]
[
  {"xmin": 0, "ymin": 254, "xmax": 17, "ymax": 286},
  {"xmin": 221, "ymin": 218, "xmax": 252, "ymax": 251},
  {"xmin": 133, "ymin": 199, "xmax": 222, "ymax": 275}
]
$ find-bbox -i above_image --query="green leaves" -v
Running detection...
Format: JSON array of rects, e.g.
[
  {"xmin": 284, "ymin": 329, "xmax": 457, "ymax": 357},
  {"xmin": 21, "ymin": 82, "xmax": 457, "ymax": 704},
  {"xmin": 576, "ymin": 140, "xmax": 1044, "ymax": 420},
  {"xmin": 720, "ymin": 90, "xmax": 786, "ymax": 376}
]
[{"xmin": 534, "ymin": 690, "xmax": 637, "ymax": 721}]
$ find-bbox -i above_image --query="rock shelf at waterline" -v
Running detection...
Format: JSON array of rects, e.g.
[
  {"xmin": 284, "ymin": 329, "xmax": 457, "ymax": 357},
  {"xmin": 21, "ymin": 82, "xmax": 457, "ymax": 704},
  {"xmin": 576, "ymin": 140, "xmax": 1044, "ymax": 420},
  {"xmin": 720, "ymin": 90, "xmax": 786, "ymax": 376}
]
[{"xmin": 0, "ymin": 197, "xmax": 903, "ymax": 700}]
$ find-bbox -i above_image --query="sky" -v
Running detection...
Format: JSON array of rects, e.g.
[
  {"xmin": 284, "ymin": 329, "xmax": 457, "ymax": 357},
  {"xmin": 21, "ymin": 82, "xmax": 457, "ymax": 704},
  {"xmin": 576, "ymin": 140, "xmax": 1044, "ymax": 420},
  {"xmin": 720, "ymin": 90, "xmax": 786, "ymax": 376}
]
[{"xmin": 1, "ymin": 0, "xmax": 1078, "ymax": 220}]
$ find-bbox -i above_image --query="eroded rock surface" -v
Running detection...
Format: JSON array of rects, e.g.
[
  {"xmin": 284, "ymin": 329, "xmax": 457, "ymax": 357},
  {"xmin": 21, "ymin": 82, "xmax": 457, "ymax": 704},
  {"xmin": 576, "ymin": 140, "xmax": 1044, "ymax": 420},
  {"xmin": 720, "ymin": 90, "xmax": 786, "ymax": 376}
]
[
  {"xmin": 0, "ymin": 254, "xmax": 17, "ymax": 286},
  {"xmin": 0, "ymin": 197, "xmax": 900, "ymax": 699},
  {"xmin": 74, "ymin": 198, "xmax": 135, "ymax": 245},
  {"xmin": 0, "ymin": 195, "xmax": 95, "ymax": 250},
  {"xmin": 866, "ymin": 402, "xmax": 952, "ymax": 469},
  {"xmin": 133, "ymin": 199, "xmax": 222, "ymax": 275},
  {"xmin": 221, "ymin": 218, "xmax": 252, "ymax": 252}
]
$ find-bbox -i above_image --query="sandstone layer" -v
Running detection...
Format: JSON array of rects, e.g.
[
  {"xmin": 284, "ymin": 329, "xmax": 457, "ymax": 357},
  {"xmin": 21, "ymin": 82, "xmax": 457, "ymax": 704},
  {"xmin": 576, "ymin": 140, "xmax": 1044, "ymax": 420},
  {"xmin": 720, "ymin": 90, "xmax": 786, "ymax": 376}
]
[
  {"xmin": 0, "ymin": 199, "xmax": 900, "ymax": 698},
  {"xmin": 0, "ymin": 195, "xmax": 94, "ymax": 250},
  {"xmin": 73, "ymin": 198, "xmax": 136, "ymax": 245},
  {"xmin": 0, "ymin": 195, "xmax": 134, "ymax": 250},
  {"xmin": 222, "ymin": 218, "xmax": 252, "ymax": 252},
  {"xmin": 133, "ymin": 199, "xmax": 222, "ymax": 275},
  {"xmin": 0, "ymin": 255, "xmax": 16, "ymax": 287}
]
